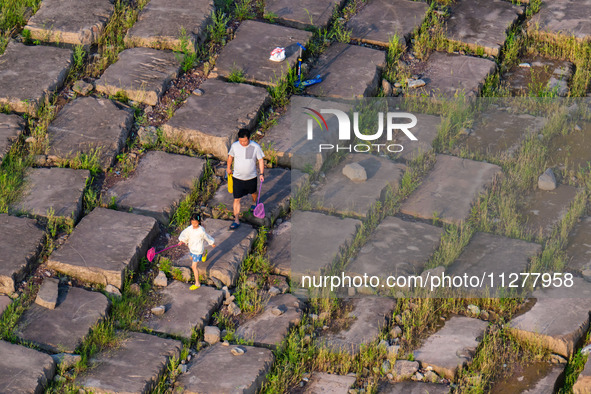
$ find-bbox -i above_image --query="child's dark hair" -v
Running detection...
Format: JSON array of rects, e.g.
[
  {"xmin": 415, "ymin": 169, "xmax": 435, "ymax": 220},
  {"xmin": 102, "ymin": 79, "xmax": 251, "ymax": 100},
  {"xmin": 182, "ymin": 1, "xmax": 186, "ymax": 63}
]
[
  {"xmin": 237, "ymin": 128, "xmax": 251, "ymax": 139},
  {"xmin": 191, "ymin": 212, "xmax": 202, "ymax": 223}
]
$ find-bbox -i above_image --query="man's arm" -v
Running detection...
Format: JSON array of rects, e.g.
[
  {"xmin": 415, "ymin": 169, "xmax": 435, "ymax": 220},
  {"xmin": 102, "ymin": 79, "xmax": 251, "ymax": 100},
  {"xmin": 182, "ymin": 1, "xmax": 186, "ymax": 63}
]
[
  {"xmin": 258, "ymin": 158, "xmax": 265, "ymax": 182},
  {"xmin": 227, "ymin": 155, "xmax": 233, "ymax": 175}
]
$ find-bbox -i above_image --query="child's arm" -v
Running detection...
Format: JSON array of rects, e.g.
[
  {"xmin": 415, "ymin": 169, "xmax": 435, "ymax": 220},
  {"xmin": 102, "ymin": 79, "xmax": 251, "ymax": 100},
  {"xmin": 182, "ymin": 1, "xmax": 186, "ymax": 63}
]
[
  {"xmin": 178, "ymin": 228, "xmax": 189, "ymax": 246},
  {"xmin": 204, "ymin": 231, "xmax": 215, "ymax": 247}
]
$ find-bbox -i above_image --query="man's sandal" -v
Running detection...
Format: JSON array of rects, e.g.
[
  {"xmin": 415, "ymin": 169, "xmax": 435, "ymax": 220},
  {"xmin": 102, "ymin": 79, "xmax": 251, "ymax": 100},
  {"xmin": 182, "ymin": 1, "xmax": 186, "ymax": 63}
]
[{"xmin": 229, "ymin": 222, "xmax": 241, "ymax": 230}]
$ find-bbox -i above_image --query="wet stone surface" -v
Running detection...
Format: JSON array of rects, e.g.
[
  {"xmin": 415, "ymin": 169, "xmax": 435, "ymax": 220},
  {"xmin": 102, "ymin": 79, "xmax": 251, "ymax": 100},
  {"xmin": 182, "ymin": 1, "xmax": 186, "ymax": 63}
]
[
  {"xmin": 77, "ymin": 331, "xmax": 182, "ymax": 393},
  {"xmin": 490, "ymin": 363, "xmax": 563, "ymax": 394},
  {"xmin": 265, "ymin": 0, "xmax": 343, "ymax": 29},
  {"xmin": 176, "ymin": 219, "xmax": 257, "ymax": 287},
  {"xmin": 0, "ymin": 42, "xmax": 72, "ymax": 115},
  {"xmin": 214, "ymin": 20, "xmax": 313, "ymax": 86},
  {"xmin": 47, "ymin": 208, "xmax": 159, "ymax": 289},
  {"xmin": 310, "ymin": 154, "xmax": 405, "ymax": 218},
  {"xmin": 378, "ymin": 381, "xmax": 450, "ymax": 394},
  {"xmin": 175, "ymin": 343, "xmax": 274, "ymax": 393},
  {"xmin": 0, "ymin": 214, "xmax": 45, "ymax": 295},
  {"xmin": 235, "ymin": 293, "xmax": 303, "ymax": 348},
  {"xmin": 259, "ymin": 96, "xmax": 350, "ymax": 171},
  {"xmin": 528, "ymin": 0, "xmax": 591, "ymax": 41},
  {"xmin": 409, "ymin": 52, "xmax": 496, "ymax": 98},
  {"xmin": 445, "ymin": 232, "xmax": 541, "ymax": 296},
  {"xmin": 503, "ymin": 56, "xmax": 574, "ymax": 97},
  {"xmin": 445, "ymin": 0, "xmax": 523, "ymax": 57},
  {"xmin": 548, "ymin": 121, "xmax": 591, "ymax": 173},
  {"xmin": 321, "ymin": 296, "xmax": 396, "ymax": 354},
  {"xmin": 144, "ymin": 281, "xmax": 223, "ymax": 339},
  {"xmin": 209, "ymin": 167, "xmax": 290, "ymax": 227},
  {"xmin": 104, "ymin": 151, "xmax": 205, "ymax": 224},
  {"xmin": 0, "ymin": 340, "xmax": 56, "ymax": 393},
  {"xmin": 521, "ymin": 184, "xmax": 578, "ymax": 239},
  {"xmin": 347, "ymin": 217, "xmax": 443, "ymax": 280},
  {"xmin": 305, "ymin": 43, "xmax": 386, "ymax": 99},
  {"xmin": 162, "ymin": 78, "xmax": 269, "ymax": 160},
  {"xmin": 509, "ymin": 277, "xmax": 591, "ymax": 357},
  {"xmin": 304, "ymin": 372, "xmax": 357, "ymax": 393},
  {"xmin": 0, "ymin": 113, "xmax": 24, "ymax": 161},
  {"xmin": 458, "ymin": 106, "xmax": 547, "ymax": 158},
  {"xmin": 125, "ymin": 0, "xmax": 213, "ymax": 52},
  {"xmin": 291, "ymin": 210, "xmax": 360, "ymax": 281},
  {"xmin": 266, "ymin": 220, "xmax": 291, "ymax": 276},
  {"xmin": 16, "ymin": 285, "xmax": 110, "ymax": 353},
  {"xmin": 95, "ymin": 48, "xmax": 181, "ymax": 106},
  {"xmin": 413, "ymin": 316, "xmax": 488, "ymax": 379},
  {"xmin": 47, "ymin": 97, "xmax": 134, "ymax": 169},
  {"xmin": 11, "ymin": 167, "xmax": 89, "ymax": 222},
  {"xmin": 565, "ymin": 217, "xmax": 591, "ymax": 276},
  {"xmin": 400, "ymin": 154, "xmax": 501, "ymax": 224},
  {"xmin": 25, "ymin": 0, "xmax": 113, "ymax": 45},
  {"xmin": 348, "ymin": 0, "xmax": 428, "ymax": 46}
]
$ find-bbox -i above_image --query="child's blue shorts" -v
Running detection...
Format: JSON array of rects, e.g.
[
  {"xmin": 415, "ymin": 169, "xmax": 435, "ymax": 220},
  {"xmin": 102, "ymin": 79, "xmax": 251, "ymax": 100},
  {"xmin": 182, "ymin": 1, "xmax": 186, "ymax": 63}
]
[{"xmin": 190, "ymin": 253, "xmax": 202, "ymax": 263}]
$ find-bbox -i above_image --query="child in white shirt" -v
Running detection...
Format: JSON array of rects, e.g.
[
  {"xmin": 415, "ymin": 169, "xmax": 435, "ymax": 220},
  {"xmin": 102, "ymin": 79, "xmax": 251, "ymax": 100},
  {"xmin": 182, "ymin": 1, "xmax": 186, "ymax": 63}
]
[{"xmin": 178, "ymin": 213, "xmax": 216, "ymax": 290}]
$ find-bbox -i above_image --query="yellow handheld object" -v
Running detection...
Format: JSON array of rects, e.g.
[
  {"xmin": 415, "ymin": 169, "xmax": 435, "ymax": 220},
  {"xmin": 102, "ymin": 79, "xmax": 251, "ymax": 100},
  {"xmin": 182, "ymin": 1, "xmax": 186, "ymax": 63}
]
[
  {"xmin": 202, "ymin": 250, "xmax": 207, "ymax": 262},
  {"xmin": 227, "ymin": 174, "xmax": 233, "ymax": 193}
]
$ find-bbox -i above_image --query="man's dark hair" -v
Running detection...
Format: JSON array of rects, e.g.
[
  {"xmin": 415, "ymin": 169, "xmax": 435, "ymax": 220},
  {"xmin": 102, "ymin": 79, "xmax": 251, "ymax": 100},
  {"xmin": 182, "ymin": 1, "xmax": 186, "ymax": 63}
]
[
  {"xmin": 237, "ymin": 128, "xmax": 251, "ymax": 139},
  {"xmin": 191, "ymin": 212, "xmax": 202, "ymax": 223}
]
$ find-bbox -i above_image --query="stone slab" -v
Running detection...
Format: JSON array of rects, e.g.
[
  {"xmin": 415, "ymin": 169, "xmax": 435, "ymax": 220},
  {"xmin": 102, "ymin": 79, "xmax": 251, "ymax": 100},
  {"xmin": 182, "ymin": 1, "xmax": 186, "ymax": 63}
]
[
  {"xmin": 267, "ymin": 220, "xmax": 291, "ymax": 276},
  {"xmin": 25, "ymin": 0, "xmax": 113, "ymax": 46},
  {"xmin": 77, "ymin": 331, "xmax": 181, "ymax": 393},
  {"xmin": 125, "ymin": 0, "xmax": 213, "ymax": 51},
  {"xmin": 213, "ymin": 20, "xmax": 313, "ymax": 86},
  {"xmin": 574, "ymin": 356, "xmax": 591, "ymax": 393},
  {"xmin": 310, "ymin": 154, "xmax": 406, "ymax": 218},
  {"xmin": 528, "ymin": 0, "xmax": 591, "ymax": 41},
  {"xmin": 321, "ymin": 296, "xmax": 396, "ymax": 354},
  {"xmin": 0, "ymin": 42, "xmax": 72, "ymax": 115},
  {"xmin": 0, "ymin": 113, "xmax": 24, "ymax": 161},
  {"xmin": 235, "ymin": 293, "xmax": 303, "ymax": 348},
  {"xmin": 209, "ymin": 167, "xmax": 290, "ymax": 227},
  {"xmin": 175, "ymin": 343, "xmax": 274, "ymax": 393},
  {"xmin": 0, "ymin": 295, "xmax": 10, "ymax": 316},
  {"xmin": 47, "ymin": 97, "xmax": 133, "ymax": 169},
  {"xmin": 0, "ymin": 214, "xmax": 45, "ymax": 295},
  {"xmin": 162, "ymin": 78, "xmax": 270, "ymax": 160},
  {"xmin": 291, "ymin": 210, "xmax": 361, "ymax": 281},
  {"xmin": 509, "ymin": 277, "xmax": 591, "ymax": 357},
  {"xmin": 459, "ymin": 106, "xmax": 547, "ymax": 158},
  {"xmin": 304, "ymin": 372, "xmax": 357, "ymax": 393},
  {"xmin": 176, "ymin": 219, "xmax": 257, "ymax": 287},
  {"xmin": 400, "ymin": 154, "xmax": 501, "ymax": 224},
  {"xmin": 35, "ymin": 277, "xmax": 59, "ymax": 309},
  {"xmin": 265, "ymin": 0, "xmax": 343, "ymax": 29},
  {"xmin": 446, "ymin": 232, "xmax": 541, "ymax": 296},
  {"xmin": 347, "ymin": 0, "xmax": 428, "ymax": 46},
  {"xmin": 260, "ymin": 96, "xmax": 350, "ymax": 171},
  {"xmin": 391, "ymin": 113, "xmax": 441, "ymax": 162},
  {"xmin": 565, "ymin": 217, "xmax": 591, "ymax": 274},
  {"xmin": 491, "ymin": 363, "xmax": 563, "ymax": 394},
  {"xmin": 95, "ymin": 48, "xmax": 181, "ymax": 106},
  {"xmin": 347, "ymin": 217, "xmax": 442, "ymax": 281},
  {"xmin": 305, "ymin": 43, "xmax": 386, "ymax": 99},
  {"xmin": 445, "ymin": 0, "xmax": 523, "ymax": 57},
  {"xmin": 12, "ymin": 167, "xmax": 89, "ymax": 222},
  {"xmin": 548, "ymin": 121, "xmax": 591, "ymax": 172},
  {"xmin": 409, "ymin": 52, "xmax": 496, "ymax": 98},
  {"xmin": 47, "ymin": 208, "xmax": 159, "ymax": 289},
  {"xmin": 143, "ymin": 281, "xmax": 223, "ymax": 339},
  {"xmin": 0, "ymin": 340, "xmax": 56, "ymax": 393},
  {"xmin": 504, "ymin": 56, "xmax": 573, "ymax": 97},
  {"xmin": 104, "ymin": 151, "xmax": 205, "ymax": 224},
  {"xmin": 413, "ymin": 316, "xmax": 487, "ymax": 379},
  {"xmin": 16, "ymin": 285, "xmax": 110, "ymax": 353},
  {"xmin": 522, "ymin": 184, "xmax": 578, "ymax": 238},
  {"xmin": 378, "ymin": 381, "xmax": 450, "ymax": 394}
]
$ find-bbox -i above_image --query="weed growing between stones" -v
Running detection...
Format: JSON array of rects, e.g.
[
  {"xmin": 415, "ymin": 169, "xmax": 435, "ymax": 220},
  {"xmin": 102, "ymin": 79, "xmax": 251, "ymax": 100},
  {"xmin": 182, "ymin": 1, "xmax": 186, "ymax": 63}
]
[
  {"xmin": 175, "ymin": 27, "xmax": 198, "ymax": 72},
  {"xmin": 0, "ymin": 0, "xmax": 42, "ymax": 53},
  {"xmin": 227, "ymin": 66, "xmax": 246, "ymax": 83},
  {"xmin": 0, "ymin": 281, "xmax": 37, "ymax": 342},
  {"xmin": 0, "ymin": 151, "xmax": 30, "ymax": 213},
  {"xmin": 170, "ymin": 159, "xmax": 216, "ymax": 228}
]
